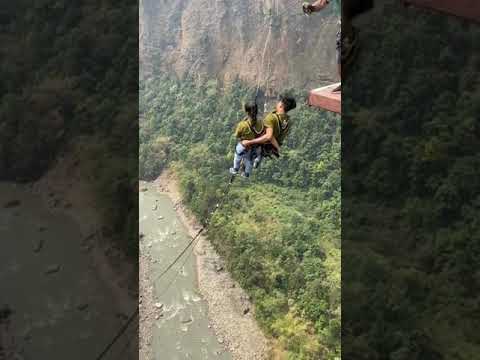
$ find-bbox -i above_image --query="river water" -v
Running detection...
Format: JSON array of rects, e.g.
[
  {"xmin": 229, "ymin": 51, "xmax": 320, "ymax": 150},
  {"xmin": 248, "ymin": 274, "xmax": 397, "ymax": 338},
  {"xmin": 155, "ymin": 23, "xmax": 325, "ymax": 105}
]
[
  {"xmin": 0, "ymin": 182, "xmax": 127, "ymax": 359},
  {"xmin": 139, "ymin": 183, "xmax": 231, "ymax": 360}
]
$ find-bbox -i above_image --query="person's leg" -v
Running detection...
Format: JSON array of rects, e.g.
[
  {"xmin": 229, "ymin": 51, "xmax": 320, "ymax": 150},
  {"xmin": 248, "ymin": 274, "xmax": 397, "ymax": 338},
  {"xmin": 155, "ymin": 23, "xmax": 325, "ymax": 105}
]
[
  {"xmin": 253, "ymin": 146, "xmax": 263, "ymax": 168},
  {"xmin": 243, "ymin": 149, "xmax": 253, "ymax": 177},
  {"xmin": 230, "ymin": 143, "xmax": 245, "ymax": 174}
]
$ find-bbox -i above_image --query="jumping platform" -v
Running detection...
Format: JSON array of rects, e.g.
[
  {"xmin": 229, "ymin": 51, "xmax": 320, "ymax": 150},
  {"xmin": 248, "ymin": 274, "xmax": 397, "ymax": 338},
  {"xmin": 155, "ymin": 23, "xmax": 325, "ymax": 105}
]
[{"xmin": 308, "ymin": 83, "xmax": 341, "ymax": 114}]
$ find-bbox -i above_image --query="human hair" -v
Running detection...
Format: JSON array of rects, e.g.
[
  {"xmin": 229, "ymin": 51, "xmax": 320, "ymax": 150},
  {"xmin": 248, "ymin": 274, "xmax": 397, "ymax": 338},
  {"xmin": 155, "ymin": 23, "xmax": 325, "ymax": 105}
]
[
  {"xmin": 280, "ymin": 95, "xmax": 296, "ymax": 112},
  {"xmin": 244, "ymin": 102, "xmax": 258, "ymax": 123}
]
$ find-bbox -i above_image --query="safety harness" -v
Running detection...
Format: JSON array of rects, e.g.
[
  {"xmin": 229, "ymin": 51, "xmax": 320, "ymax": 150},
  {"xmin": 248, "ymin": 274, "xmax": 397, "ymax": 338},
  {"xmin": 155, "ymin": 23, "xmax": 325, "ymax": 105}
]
[{"xmin": 246, "ymin": 112, "xmax": 288, "ymax": 159}]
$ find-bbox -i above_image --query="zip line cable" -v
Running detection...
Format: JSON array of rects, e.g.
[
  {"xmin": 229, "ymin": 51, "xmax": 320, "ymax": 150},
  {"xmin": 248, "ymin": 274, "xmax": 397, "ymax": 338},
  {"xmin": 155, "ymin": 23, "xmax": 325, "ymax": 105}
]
[
  {"xmin": 95, "ymin": 228, "xmax": 205, "ymax": 360},
  {"xmin": 116, "ymin": 319, "xmax": 139, "ymax": 360},
  {"xmin": 152, "ymin": 173, "xmax": 235, "ymax": 284},
  {"xmin": 152, "ymin": 227, "xmax": 204, "ymax": 283},
  {"xmin": 255, "ymin": 14, "xmax": 272, "ymax": 98},
  {"xmin": 254, "ymin": 1, "xmax": 311, "ymax": 102},
  {"xmin": 94, "ymin": 308, "xmax": 139, "ymax": 360},
  {"xmin": 154, "ymin": 220, "xmax": 202, "ymax": 299},
  {"xmin": 94, "ymin": 175, "xmax": 235, "ymax": 360}
]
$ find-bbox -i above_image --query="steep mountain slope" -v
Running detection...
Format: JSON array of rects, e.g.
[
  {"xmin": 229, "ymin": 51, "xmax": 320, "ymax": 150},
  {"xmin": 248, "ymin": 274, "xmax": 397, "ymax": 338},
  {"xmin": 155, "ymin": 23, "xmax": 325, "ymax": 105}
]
[{"xmin": 140, "ymin": 0, "xmax": 339, "ymax": 93}]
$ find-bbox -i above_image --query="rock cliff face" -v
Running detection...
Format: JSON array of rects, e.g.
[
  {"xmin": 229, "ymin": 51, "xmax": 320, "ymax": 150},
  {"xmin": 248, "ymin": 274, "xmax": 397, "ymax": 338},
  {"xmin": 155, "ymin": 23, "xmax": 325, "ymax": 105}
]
[{"xmin": 140, "ymin": 0, "xmax": 339, "ymax": 93}]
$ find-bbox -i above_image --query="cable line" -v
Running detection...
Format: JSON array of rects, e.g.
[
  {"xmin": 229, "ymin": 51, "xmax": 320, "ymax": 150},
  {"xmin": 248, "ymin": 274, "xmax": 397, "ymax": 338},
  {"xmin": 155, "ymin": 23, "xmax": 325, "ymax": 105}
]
[
  {"xmin": 93, "ymin": 175, "xmax": 235, "ymax": 360},
  {"xmin": 94, "ymin": 308, "xmax": 139, "ymax": 360}
]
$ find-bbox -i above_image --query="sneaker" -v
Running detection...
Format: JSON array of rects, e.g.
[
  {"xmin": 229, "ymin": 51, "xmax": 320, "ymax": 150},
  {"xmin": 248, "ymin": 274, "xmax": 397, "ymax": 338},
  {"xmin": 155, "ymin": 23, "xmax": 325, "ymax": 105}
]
[
  {"xmin": 229, "ymin": 168, "xmax": 239, "ymax": 175},
  {"xmin": 241, "ymin": 172, "xmax": 250, "ymax": 179},
  {"xmin": 253, "ymin": 158, "xmax": 260, "ymax": 169}
]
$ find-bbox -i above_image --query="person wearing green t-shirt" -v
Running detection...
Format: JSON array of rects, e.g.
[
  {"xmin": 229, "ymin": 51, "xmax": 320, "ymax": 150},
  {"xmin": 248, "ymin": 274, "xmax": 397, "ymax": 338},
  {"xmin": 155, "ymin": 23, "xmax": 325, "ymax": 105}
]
[
  {"xmin": 241, "ymin": 95, "xmax": 296, "ymax": 160},
  {"xmin": 229, "ymin": 102, "xmax": 264, "ymax": 178}
]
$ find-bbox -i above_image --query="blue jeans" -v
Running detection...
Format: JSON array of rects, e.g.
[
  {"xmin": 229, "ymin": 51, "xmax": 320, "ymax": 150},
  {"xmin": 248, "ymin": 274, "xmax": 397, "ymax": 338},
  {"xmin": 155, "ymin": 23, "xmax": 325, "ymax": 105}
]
[
  {"xmin": 233, "ymin": 143, "xmax": 263, "ymax": 175},
  {"xmin": 252, "ymin": 146, "xmax": 262, "ymax": 167},
  {"xmin": 233, "ymin": 143, "xmax": 253, "ymax": 175}
]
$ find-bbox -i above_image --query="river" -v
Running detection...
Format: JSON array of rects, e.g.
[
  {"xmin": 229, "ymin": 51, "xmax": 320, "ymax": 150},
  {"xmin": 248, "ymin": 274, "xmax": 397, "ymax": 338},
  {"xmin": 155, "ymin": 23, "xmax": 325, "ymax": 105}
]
[
  {"xmin": 139, "ymin": 182, "xmax": 231, "ymax": 360},
  {"xmin": 0, "ymin": 182, "xmax": 129, "ymax": 359}
]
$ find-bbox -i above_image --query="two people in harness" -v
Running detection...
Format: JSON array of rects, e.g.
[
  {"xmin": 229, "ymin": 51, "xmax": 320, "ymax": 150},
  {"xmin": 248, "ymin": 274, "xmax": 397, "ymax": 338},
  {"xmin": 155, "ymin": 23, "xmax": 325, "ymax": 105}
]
[{"xmin": 229, "ymin": 95, "xmax": 296, "ymax": 178}]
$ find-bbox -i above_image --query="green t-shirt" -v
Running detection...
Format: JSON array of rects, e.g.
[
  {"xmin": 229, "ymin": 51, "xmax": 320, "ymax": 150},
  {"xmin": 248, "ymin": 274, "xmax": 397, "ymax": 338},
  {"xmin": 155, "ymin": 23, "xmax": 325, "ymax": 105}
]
[
  {"xmin": 235, "ymin": 118, "xmax": 263, "ymax": 140},
  {"xmin": 263, "ymin": 111, "xmax": 289, "ymax": 145}
]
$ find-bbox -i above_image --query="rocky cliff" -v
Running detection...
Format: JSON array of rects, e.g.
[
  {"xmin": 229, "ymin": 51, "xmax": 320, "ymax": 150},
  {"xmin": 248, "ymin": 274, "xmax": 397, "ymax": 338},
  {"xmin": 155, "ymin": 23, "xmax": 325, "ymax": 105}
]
[{"xmin": 140, "ymin": 0, "xmax": 339, "ymax": 93}]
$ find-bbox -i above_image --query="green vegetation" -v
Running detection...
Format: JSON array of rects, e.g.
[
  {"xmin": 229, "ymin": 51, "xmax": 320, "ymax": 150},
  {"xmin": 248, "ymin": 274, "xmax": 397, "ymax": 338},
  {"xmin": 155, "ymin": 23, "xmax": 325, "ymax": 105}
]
[
  {"xmin": 342, "ymin": 5, "xmax": 480, "ymax": 359},
  {"xmin": 140, "ymin": 75, "xmax": 340, "ymax": 359},
  {"xmin": 0, "ymin": 1, "xmax": 138, "ymax": 259}
]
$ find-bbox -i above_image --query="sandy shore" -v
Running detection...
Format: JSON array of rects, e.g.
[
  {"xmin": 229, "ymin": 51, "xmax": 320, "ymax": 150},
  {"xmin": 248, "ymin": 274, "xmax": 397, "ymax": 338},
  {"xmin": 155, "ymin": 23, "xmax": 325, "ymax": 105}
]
[{"xmin": 154, "ymin": 170, "xmax": 269, "ymax": 360}]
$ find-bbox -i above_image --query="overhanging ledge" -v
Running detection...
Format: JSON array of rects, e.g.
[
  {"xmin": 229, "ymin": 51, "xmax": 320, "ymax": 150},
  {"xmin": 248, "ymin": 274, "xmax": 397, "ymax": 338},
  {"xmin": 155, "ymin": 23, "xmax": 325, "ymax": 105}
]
[{"xmin": 308, "ymin": 83, "xmax": 341, "ymax": 114}]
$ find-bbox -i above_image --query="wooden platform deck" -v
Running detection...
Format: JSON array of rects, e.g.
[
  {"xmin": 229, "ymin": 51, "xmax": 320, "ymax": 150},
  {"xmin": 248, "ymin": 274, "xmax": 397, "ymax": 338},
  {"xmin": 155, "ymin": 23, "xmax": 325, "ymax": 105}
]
[{"xmin": 308, "ymin": 83, "xmax": 341, "ymax": 114}]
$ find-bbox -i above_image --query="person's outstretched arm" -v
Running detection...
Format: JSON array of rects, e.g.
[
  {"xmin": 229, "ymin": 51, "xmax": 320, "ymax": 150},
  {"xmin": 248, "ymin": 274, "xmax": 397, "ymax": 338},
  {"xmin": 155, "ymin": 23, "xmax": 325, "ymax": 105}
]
[
  {"xmin": 242, "ymin": 127, "xmax": 274, "ymax": 147},
  {"xmin": 303, "ymin": 0, "xmax": 329, "ymax": 14}
]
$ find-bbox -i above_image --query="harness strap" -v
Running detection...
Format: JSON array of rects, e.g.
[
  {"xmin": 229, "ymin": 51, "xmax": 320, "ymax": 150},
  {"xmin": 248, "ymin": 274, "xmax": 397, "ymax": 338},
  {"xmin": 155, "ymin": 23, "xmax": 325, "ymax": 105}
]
[{"xmin": 247, "ymin": 117, "xmax": 264, "ymax": 136}]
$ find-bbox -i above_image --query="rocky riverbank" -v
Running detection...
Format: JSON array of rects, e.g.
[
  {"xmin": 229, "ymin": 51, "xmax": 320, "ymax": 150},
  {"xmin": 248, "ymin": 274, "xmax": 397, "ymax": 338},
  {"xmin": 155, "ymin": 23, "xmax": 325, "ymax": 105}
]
[
  {"xmin": 139, "ymin": 239, "xmax": 155, "ymax": 360},
  {"xmin": 154, "ymin": 170, "xmax": 269, "ymax": 360}
]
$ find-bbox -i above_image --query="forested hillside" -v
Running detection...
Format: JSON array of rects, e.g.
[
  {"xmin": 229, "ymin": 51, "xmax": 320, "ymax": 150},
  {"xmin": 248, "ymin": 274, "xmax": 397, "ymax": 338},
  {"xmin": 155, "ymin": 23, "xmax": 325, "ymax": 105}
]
[
  {"xmin": 0, "ymin": 1, "xmax": 138, "ymax": 258},
  {"xmin": 140, "ymin": 76, "xmax": 341, "ymax": 359},
  {"xmin": 343, "ymin": 2, "xmax": 480, "ymax": 358}
]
